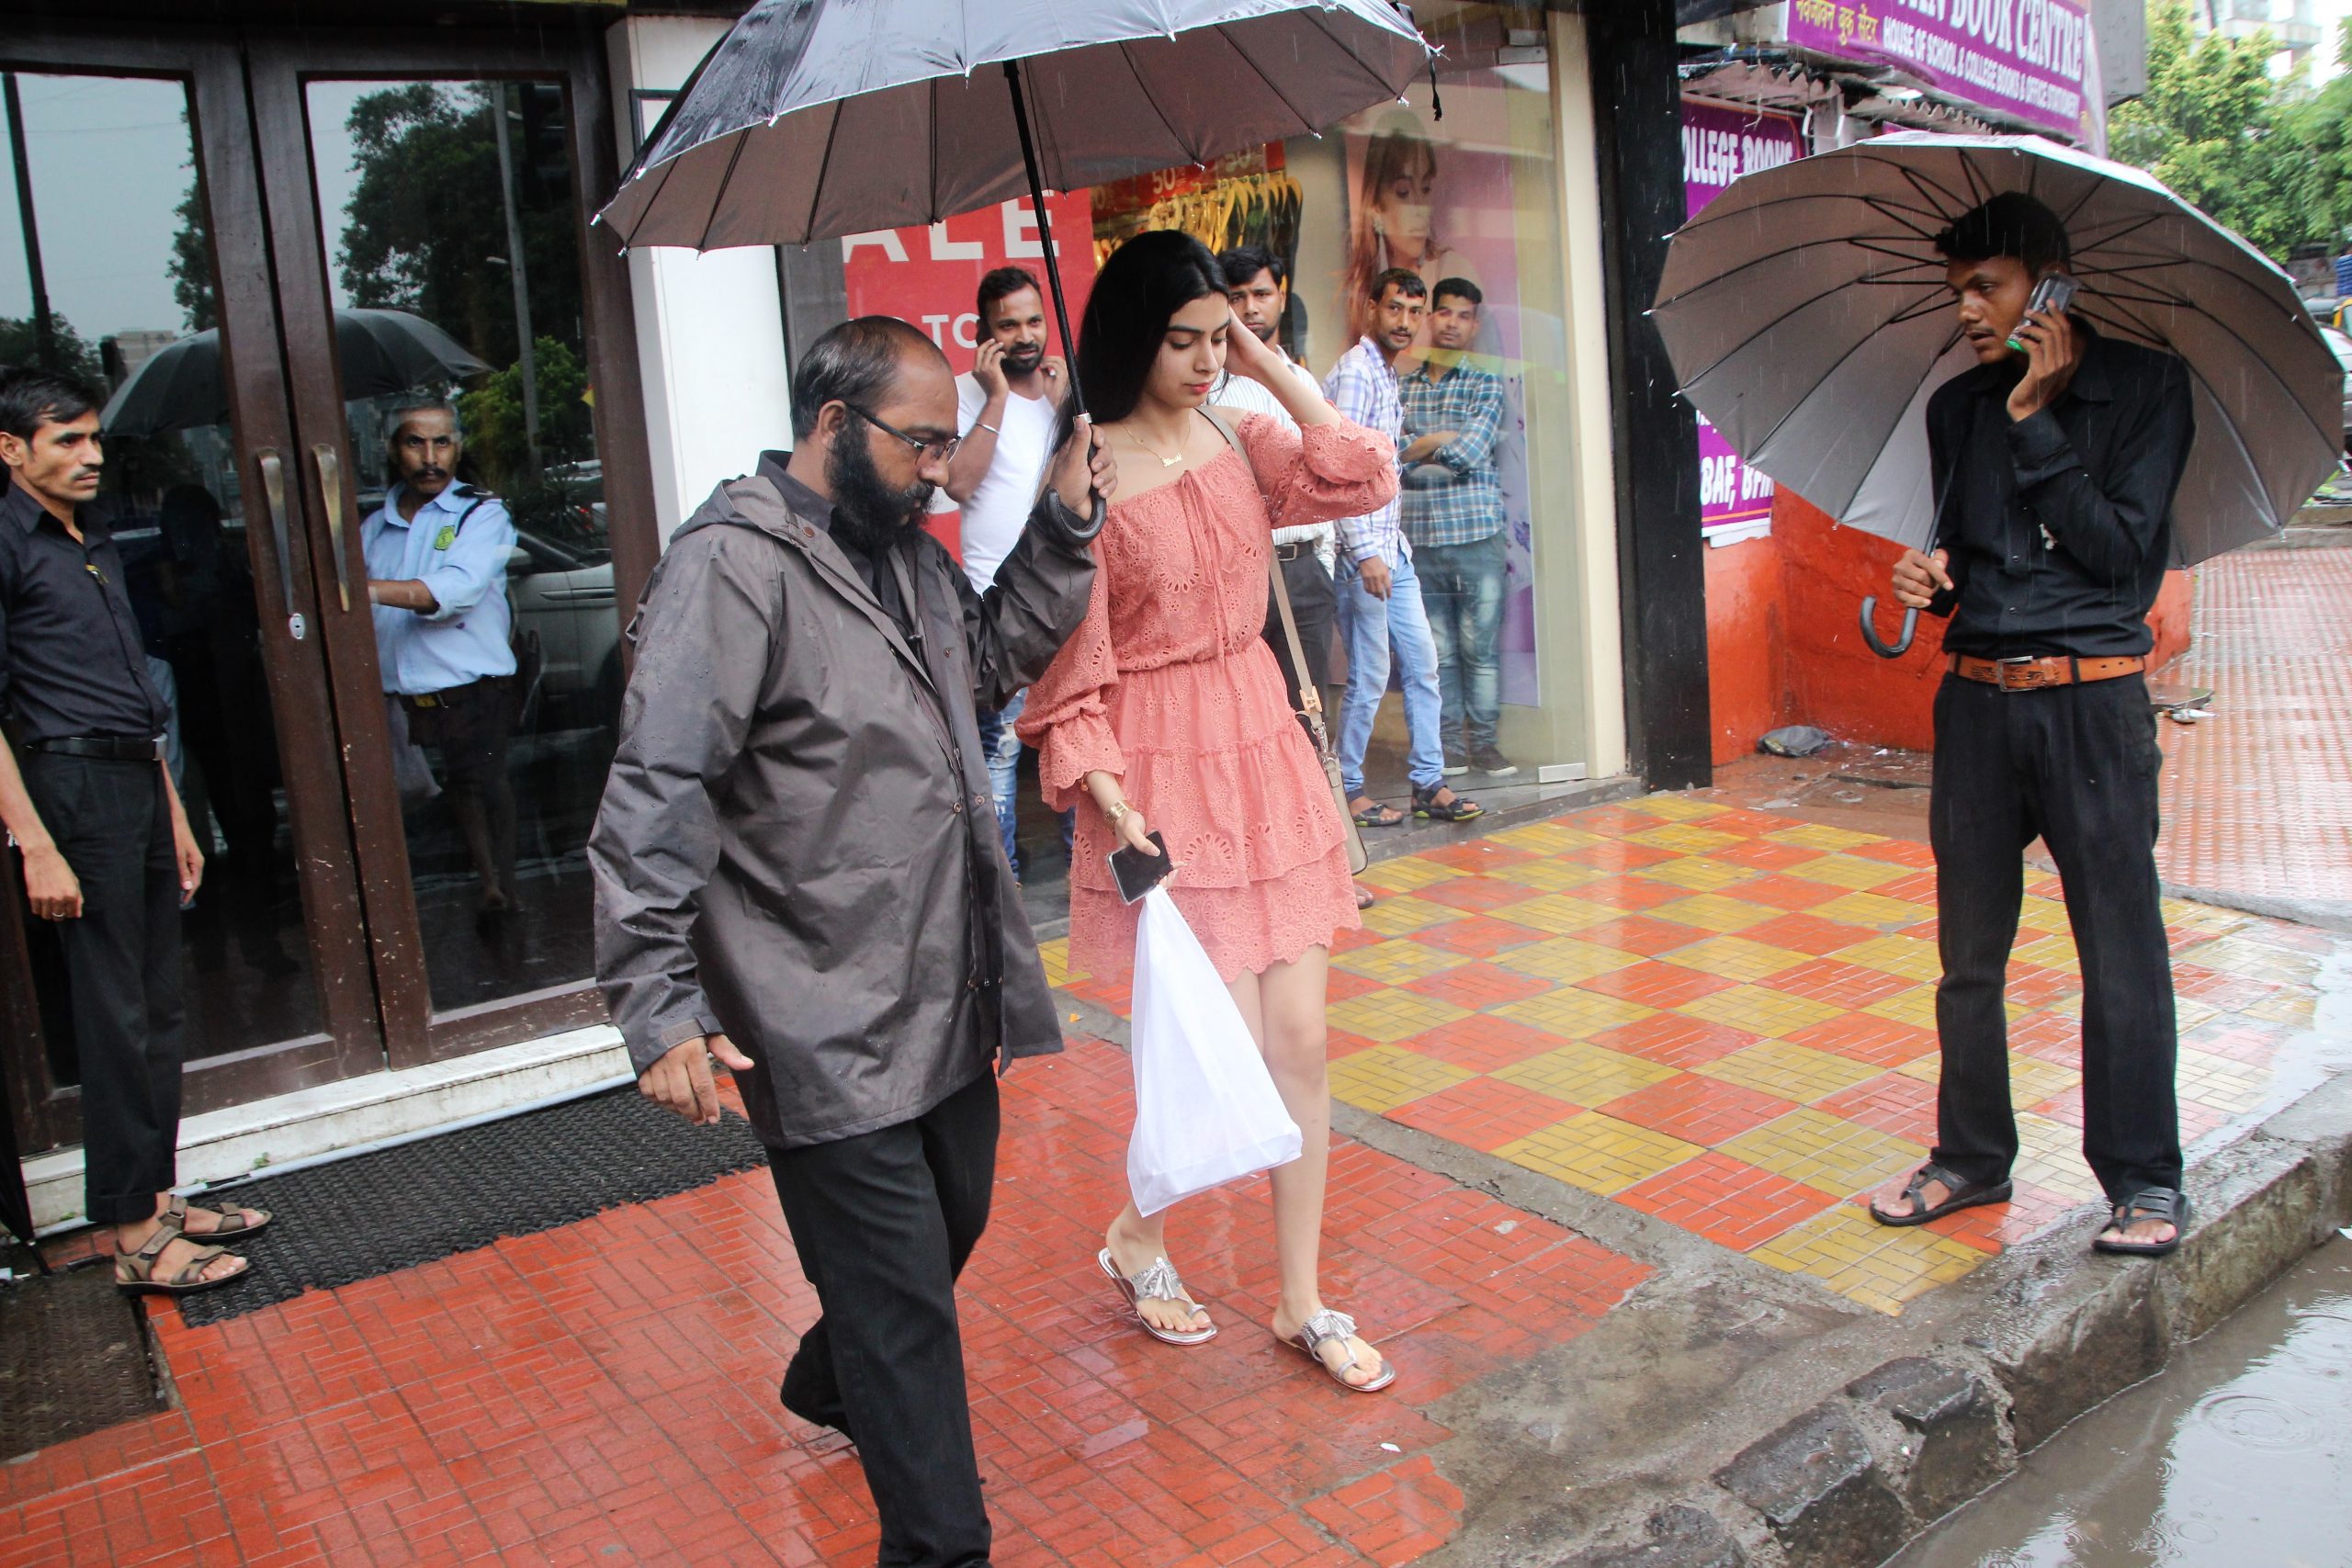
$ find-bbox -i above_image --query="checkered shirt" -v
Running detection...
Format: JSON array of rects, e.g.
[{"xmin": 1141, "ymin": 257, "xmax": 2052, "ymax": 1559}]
[
  {"xmin": 1398, "ymin": 361, "xmax": 1507, "ymax": 548},
  {"xmin": 1321, "ymin": 335, "xmax": 1408, "ymax": 568}
]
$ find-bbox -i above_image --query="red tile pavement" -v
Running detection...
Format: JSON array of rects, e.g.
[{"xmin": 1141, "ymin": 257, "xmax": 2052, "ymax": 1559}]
[
  {"xmin": 1, "ymin": 1042, "xmax": 1650, "ymax": 1568},
  {"xmin": 1597, "ymin": 1074, "xmax": 1797, "ymax": 1146},
  {"xmin": 1614, "ymin": 1153, "xmax": 1839, "ymax": 1251},
  {"xmin": 2155, "ymin": 547, "xmax": 2352, "ymax": 908},
  {"xmin": 1386, "ymin": 1077, "xmax": 1580, "ymax": 1151}
]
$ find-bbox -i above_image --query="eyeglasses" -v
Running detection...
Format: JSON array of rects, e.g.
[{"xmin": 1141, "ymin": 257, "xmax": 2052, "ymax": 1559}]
[{"xmin": 843, "ymin": 403, "xmax": 960, "ymax": 463}]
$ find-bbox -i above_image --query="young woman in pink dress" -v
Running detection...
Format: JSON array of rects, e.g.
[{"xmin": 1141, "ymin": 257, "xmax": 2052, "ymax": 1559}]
[{"xmin": 1019, "ymin": 231, "xmax": 1401, "ymax": 1393}]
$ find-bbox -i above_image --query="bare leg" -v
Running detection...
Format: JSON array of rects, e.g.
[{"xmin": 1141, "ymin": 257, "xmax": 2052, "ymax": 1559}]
[{"xmin": 1250, "ymin": 948, "xmax": 1387, "ymax": 1388}]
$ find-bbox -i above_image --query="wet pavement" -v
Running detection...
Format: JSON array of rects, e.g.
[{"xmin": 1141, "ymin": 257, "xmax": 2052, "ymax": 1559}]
[
  {"xmin": 5, "ymin": 549, "xmax": 2349, "ymax": 1565},
  {"xmin": 1892, "ymin": 1235, "xmax": 2352, "ymax": 1568}
]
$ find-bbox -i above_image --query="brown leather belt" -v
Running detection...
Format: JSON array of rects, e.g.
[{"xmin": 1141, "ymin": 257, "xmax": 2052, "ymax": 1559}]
[{"xmin": 1950, "ymin": 653, "xmax": 2145, "ymax": 692}]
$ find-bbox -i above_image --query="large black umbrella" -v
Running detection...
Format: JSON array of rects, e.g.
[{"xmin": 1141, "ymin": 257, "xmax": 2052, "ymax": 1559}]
[
  {"xmin": 595, "ymin": 0, "xmax": 1432, "ymax": 408},
  {"xmin": 101, "ymin": 308, "xmax": 491, "ymax": 437}
]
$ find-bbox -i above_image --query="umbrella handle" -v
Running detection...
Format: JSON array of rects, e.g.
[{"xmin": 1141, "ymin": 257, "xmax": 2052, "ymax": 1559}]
[{"xmin": 1858, "ymin": 596, "xmax": 1917, "ymax": 660}]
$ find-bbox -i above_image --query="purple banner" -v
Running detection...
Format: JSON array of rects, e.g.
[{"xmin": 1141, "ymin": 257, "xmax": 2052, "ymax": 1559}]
[
  {"xmin": 1787, "ymin": 0, "xmax": 2094, "ymax": 140},
  {"xmin": 1682, "ymin": 102, "xmax": 1805, "ymax": 534}
]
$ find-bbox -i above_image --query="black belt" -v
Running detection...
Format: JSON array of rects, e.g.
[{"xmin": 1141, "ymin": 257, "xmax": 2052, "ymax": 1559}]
[
  {"xmin": 1273, "ymin": 542, "xmax": 1307, "ymax": 562},
  {"xmin": 24, "ymin": 734, "xmax": 164, "ymax": 762},
  {"xmin": 398, "ymin": 674, "xmax": 510, "ymax": 711}
]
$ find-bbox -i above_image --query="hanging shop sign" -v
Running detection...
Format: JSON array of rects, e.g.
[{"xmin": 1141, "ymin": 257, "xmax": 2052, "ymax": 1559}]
[
  {"xmin": 1681, "ymin": 99, "xmax": 1806, "ymax": 540},
  {"xmin": 1786, "ymin": 0, "xmax": 2097, "ymax": 143}
]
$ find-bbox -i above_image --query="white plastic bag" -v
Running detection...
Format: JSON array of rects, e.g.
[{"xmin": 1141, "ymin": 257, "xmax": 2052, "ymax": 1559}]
[{"xmin": 1126, "ymin": 886, "xmax": 1303, "ymax": 1216}]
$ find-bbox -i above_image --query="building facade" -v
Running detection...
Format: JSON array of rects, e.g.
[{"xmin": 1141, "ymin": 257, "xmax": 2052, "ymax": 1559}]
[{"xmin": 1, "ymin": 0, "xmax": 1712, "ymax": 1226}]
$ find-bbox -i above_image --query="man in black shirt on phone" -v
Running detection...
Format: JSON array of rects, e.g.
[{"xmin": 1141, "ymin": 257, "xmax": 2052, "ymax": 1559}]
[{"xmin": 1869, "ymin": 194, "xmax": 2197, "ymax": 1258}]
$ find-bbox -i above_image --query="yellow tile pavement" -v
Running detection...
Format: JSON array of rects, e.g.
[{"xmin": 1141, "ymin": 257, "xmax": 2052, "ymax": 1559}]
[
  {"xmin": 1625, "ymin": 822, "xmax": 1752, "ymax": 855},
  {"xmin": 1750, "ymin": 1205, "xmax": 1986, "ymax": 1314},
  {"xmin": 1494, "ymin": 936, "xmax": 1648, "ymax": 985},
  {"xmin": 1487, "ymin": 858, "xmax": 1613, "ymax": 894},
  {"xmin": 1493, "ymin": 1040, "xmax": 1679, "ymax": 1104},
  {"xmin": 1332, "ymin": 938, "xmax": 1473, "ymax": 986},
  {"xmin": 1496, "ymin": 1111, "xmax": 1706, "ymax": 1196},
  {"xmin": 1696, "ymin": 1040, "xmax": 1884, "ymax": 1103},
  {"xmin": 1494, "ymin": 988, "xmax": 1661, "ymax": 1042},
  {"xmin": 1326, "ymin": 987, "xmax": 1473, "ymax": 1044},
  {"xmin": 1810, "ymin": 891, "xmax": 1933, "ymax": 930},
  {"xmin": 1680, "ymin": 985, "xmax": 1851, "ymax": 1038},
  {"xmin": 1356, "ymin": 856, "xmax": 1465, "ymax": 895},
  {"xmin": 1634, "ymin": 856, "xmax": 1762, "ymax": 893},
  {"xmin": 1654, "ymin": 934, "xmax": 1813, "ymax": 984},
  {"xmin": 1357, "ymin": 894, "xmax": 1469, "ymax": 937},
  {"xmin": 1833, "ymin": 934, "xmax": 1945, "ymax": 982},
  {"xmin": 1328, "ymin": 1045, "xmax": 1477, "ymax": 1113},
  {"xmin": 1626, "ymin": 795, "xmax": 1729, "ymax": 821},
  {"xmin": 1642, "ymin": 893, "xmax": 1779, "ymax": 933},
  {"xmin": 1489, "ymin": 895, "xmax": 1621, "ymax": 936},
  {"xmin": 1764, "ymin": 823, "xmax": 1883, "ymax": 852},
  {"xmin": 1782, "ymin": 854, "xmax": 1914, "ymax": 891},
  {"xmin": 1720, "ymin": 1107, "xmax": 1927, "ymax": 1195}
]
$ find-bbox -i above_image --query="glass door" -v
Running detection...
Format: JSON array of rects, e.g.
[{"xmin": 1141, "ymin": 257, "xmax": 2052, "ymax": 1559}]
[
  {"xmin": 0, "ymin": 28, "xmax": 388, "ymax": 1151},
  {"xmin": 244, "ymin": 30, "xmax": 648, "ymax": 1069}
]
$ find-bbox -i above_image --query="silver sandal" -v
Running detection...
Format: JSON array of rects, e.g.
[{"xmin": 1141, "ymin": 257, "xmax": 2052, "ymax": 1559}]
[
  {"xmin": 1284, "ymin": 1308, "xmax": 1396, "ymax": 1393},
  {"xmin": 1097, "ymin": 1248, "xmax": 1217, "ymax": 1345}
]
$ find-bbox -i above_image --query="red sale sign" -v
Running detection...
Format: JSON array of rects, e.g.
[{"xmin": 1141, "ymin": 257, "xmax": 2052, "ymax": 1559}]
[{"xmin": 842, "ymin": 192, "xmax": 1098, "ymax": 554}]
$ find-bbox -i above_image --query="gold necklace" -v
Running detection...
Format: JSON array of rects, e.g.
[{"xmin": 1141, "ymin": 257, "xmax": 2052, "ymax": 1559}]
[{"xmin": 1123, "ymin": 423, "xmax": 1188, "ymax": 468}]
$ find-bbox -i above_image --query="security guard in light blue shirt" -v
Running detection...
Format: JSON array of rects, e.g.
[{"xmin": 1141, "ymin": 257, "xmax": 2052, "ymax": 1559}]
[{"xmin": 363, "ymin": 400, "xmax": 522, "ymax": 914}]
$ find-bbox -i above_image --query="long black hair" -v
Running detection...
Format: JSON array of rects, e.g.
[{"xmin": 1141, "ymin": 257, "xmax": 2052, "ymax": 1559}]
[{"xmin": 1061, "ymin": 230, "xmax": 1228, "ymax": 446}]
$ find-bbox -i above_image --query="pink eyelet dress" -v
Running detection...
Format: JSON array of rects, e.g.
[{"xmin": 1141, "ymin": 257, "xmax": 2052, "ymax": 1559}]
[{"xmin": 1019, "ymin": 412, "xmax": 1401, "ymax": 983}]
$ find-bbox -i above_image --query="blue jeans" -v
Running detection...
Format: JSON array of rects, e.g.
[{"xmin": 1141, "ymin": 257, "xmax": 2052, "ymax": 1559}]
[
  {"xmin": 976, "ymin": 689, "xmax": 1028, "ymax": 874},
  {"xmin": 1416, "ymin": 534, "xmax": 1507, "ymax": 753},
  {"xmin": 1335, "ymin": 549, "xmax": 1446, "ymax": 796}
]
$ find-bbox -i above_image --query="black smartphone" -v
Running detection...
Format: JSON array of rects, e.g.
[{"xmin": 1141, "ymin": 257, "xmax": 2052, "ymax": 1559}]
[{"xmin": 1108, "ymin": 830, "xmax": 1172, "ymax": 905}]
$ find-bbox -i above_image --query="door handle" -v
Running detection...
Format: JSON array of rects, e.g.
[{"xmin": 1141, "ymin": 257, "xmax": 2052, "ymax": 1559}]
[
  {"xmin": 254, "ymin": 448, "xmax": 299, "ymax": 622},
  {"xmin": 311, "ymin": 443, "xmax": 352, "ymax": 612}
]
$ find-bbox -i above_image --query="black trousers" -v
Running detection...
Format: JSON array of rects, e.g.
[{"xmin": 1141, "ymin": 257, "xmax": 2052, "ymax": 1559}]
[
  {"xmin": 1263, "ymin": 547, "xmax": 1339, "ymax": 707},
  {"xmin": 1928, "ymin": 672, "xmax": 2180, "ymax": 1202},
  {"xmin": 405, "ymin": 677, "xmax": 517, "ymax": 901},
  {"xmin": 21, "ymin": 752, "xmax": 187, "ymax": 1225},
  {"xmin": 767, "ymin": 1070, "xmax": 999, "ymax": 1568}
]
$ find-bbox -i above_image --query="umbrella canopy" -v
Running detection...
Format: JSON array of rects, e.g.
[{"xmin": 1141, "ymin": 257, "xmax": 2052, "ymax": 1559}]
[
  {"xmin": 595, "ymin": 0, "xmax": 1430, "ymax": 251},
  {"xmin": 102, "ymin": 308, "xmax": 491, "ymax": 438},
  {"xmin": 1653, "ymin": 132, "xmax": 2341, "ymax": 568}
]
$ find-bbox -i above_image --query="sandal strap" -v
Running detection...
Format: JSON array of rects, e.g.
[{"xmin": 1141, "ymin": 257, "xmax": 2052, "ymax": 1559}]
[
  {"xmin": 1904, "ymin": 1163, "xmax": 1971, "ymax": 1205},
  {"xmin": 167, "ymin": 1243, "xmax": 230, "ymax": 1288},
  {"xmin": 2115, "ymin": 1188, "xmax": 2182, "ymax": 1223},
  {"xmin": 1297, "ymin": 1308, "xmax": 1359, "ymax": 1349},
  {"xmin": 1126, "ymin": 1256, "xmax": 1195, "ymax": 1308}
]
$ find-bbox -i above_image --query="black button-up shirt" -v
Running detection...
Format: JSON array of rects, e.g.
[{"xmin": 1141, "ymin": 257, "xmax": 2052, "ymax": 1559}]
[
  {"xmin": 0, "ymin": 480, "xmax": 170, "ymax": 745},
  {"xmin": 1925, "ymin": 326, "xmax": 2194, "ymax": 659}
]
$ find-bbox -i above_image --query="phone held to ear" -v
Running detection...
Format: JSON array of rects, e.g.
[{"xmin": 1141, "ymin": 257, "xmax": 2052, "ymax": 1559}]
[
  {"xmin": 1109, "ymin": 830, "xmax": 1173, "ymax": 905},
  {"xmin": 2007, "ymin": 273, "xmax": 2081, "ymax": 352}
]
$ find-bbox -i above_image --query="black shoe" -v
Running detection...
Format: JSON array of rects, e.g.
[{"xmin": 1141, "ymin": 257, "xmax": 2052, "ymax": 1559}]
[
  {"xmin": 1472, "ymin": 746, "xmax": 1519, "ymax": 778},
  {"xmin": 1442, "ymin": 748, "xmax": 1470, "ymax": 777}
]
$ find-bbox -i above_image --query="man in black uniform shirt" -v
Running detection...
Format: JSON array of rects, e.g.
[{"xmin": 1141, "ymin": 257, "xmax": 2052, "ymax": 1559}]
[
  {"xmin": 0, "ymin": 367, "xmax": 269, "ymax": 1294},
  {"xmin": 1868, "ymin": 195, "xmax": 2196, "ymax": 1258}
]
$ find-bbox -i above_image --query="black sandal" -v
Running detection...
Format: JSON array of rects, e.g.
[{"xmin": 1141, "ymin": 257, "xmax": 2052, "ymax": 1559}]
[
  {"xmin": 1868, "ymin": 1162, "xmax": 2013, "ymax": 1227},
  {"xmin": 2092, "ymin": 1189, "xmax": 2188, "ymax": 1258},
  {"xmin": 1351, "ymin": 799, "xmax": 1406, "ymax": 829},
  {"xmin": 1412, "ymin": 785, "xmax": 1484, "ymax": 823}
]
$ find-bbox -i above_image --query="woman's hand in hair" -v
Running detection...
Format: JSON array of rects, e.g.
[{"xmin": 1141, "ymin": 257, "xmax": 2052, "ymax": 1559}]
[
  {"xmin": 1051, "ymin": 415, "xmax": 1115, "ymax": 512},
  {"xmin": 1223, "ymin": 304, "xmax": 1284, "ymax": 387}
]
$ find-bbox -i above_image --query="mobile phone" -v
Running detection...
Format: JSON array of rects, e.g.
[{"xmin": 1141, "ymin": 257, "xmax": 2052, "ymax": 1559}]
[
  {"xmin": 1108, "ymin": 830, "xmax": 1172, "ymax": 905},
  {"xmin": 2007, "ymin": 273, "xmax": 2080, "ymax": 351}
]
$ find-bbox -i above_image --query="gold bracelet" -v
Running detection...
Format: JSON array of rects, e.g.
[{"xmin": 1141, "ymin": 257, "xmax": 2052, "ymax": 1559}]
[{"xmin": 1102, "ymin": 799, "xmax": 1130, "ymax": 829}]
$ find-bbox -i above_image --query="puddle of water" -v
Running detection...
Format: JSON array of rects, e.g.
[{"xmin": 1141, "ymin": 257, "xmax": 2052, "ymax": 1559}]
[{"xmin": 1890, "ymin": 1236, "xmax": 2352, "ymax": 1568}]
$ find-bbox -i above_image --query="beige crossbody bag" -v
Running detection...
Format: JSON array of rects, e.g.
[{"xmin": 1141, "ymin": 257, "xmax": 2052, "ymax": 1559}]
[{"xmin": 1201, "ymin": 410, "xmax": 1369, "ymax": 876}]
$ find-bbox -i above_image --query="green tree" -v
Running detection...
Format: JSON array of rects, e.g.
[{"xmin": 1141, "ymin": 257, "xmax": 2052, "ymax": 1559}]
[
  {"xmin": 168, "ymin": 176, "xmax": 219, "ymax": 334},
  {"xmin": 333, "ymin": 82, "xmax": 582, "ymax": 369},
  {"xmin": 0, "ymin": 314, "xmax": 104, "ymax": 385},
  {"xmin": 458, "ymin": 334, "xmax": 593, "ymax": 496},
  {"xmin": 2110, "ymin": 2, "xmax": 2326, "ymax": 260}
]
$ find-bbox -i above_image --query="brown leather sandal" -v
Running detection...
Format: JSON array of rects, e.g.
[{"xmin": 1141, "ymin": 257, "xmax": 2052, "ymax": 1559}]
[
  {"xmin": 116, "ymin": 1217, "xmax": 249, "ymax": 1296},
  {"xmin": 164, "ymin": 1192, "xmax": 272, "ymax": 1243}
]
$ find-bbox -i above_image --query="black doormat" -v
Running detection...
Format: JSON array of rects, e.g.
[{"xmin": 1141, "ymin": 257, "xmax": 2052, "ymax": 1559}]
[
  {"xmin": 0, "ymin": 1262, "xmax": 167, "ymax": 1461},
  {"xmin": 177, "ymin": 1087, "xmax": 768, "ymax": 1328}
]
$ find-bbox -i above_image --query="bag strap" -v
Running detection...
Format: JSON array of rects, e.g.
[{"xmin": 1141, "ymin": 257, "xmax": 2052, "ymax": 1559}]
[{"xmin": 1201, "ymin": 408, "xmax": 1332, "ymax": 740}]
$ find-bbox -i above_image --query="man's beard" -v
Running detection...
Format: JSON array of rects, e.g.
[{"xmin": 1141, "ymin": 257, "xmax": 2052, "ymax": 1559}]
[
  {"xmin": 1003, "ymin": 343, "xmax": 1045, "ymax": 374},
  {"xmin": 827, "ymin": 426, "xmax": 934, "ymax": 556}
]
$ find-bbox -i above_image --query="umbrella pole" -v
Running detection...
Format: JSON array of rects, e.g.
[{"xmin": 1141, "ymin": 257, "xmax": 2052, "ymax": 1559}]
[{"xmin": 1002, "ymin": 60, "xmax": 1086, "ymax": 417}]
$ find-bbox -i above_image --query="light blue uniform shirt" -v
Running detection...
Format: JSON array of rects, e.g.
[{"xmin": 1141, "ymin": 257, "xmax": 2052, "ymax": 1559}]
[{"xmin": 362, "ymin": 482, "xmax": 517, "ymax": 696}]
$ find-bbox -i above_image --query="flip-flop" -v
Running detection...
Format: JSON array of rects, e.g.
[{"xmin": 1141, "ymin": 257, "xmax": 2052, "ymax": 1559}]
[
  {"xmin": 1285, "ymin": 1308, "xmax": 1396, "ymax": 1393},
  {"xmin": 1868, "ymin": 1162, "xmax": 2012, "ymax": 1227},
  {"xmin": 1098, "ymin": 1248, "xmax": 1216, "ymax": 1345},
  {"xmin": 2092, "ymin": 1189, "xmax": 2188, "ymax": 1258}
]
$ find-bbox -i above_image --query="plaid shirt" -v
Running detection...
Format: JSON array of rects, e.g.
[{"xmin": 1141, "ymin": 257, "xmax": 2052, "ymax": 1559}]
[
  {"xmin": 1398, "ymin": 361, "xmax": 1507, "ymax": 548},
  {"xmin": 1322, "ymin": 335, "xmax": 1408, "ymax": 568}
]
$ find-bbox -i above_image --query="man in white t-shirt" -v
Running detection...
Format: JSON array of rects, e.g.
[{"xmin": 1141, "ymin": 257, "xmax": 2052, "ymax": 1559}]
[
  {"xmin": 938, "ymin": 266, "xmax": 1071, "ymax": 879},
  {"xmin": 1214, "ymin": 246, "xmax": 1338, "ymax": 708}
]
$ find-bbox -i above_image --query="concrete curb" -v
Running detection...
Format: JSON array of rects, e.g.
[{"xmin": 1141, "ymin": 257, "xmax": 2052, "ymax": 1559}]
[{"xmin": 1535, "ymin": 1071, "xmax": 2352, "ymax": 1567}]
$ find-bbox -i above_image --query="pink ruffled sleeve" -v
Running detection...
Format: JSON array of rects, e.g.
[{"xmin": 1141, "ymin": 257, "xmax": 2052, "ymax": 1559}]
[
  {"xmin": 1014, "ymin": 538, "xmax": 1124, "ymax": 813},
  {"xmin": 1237, "ymin": 412, "xmax": 1401, "ymax": 532}
]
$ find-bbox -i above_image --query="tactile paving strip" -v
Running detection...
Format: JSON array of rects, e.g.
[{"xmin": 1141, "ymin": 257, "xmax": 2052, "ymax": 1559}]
[
  {"xmin": 176, "ymin": 1087, "xmax": 768, "ymax": 1326},
  {"xmin": 0, "ymin": 1264, "xmax": 164, "ymax": 1461}
]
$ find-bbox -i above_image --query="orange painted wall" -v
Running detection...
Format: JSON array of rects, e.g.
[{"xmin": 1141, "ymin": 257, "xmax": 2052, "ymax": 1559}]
[
  {"xmin": 1702, "ymin": 492, "xmax": 2196, "ymax": 760},
  {"xmin": 1702, "ymin": 535, "xmax": 1790, "ymax": 764}
]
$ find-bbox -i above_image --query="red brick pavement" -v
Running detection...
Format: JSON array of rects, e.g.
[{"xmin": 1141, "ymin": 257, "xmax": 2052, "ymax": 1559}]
[{"xmin": 1, "ymin": 1043, "xmax": 1648, "ymax": 1568}]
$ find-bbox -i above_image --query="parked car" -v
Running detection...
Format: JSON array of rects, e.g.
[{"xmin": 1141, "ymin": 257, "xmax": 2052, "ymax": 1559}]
[{"xmin": 508, "ymin": 525, "xmax": 619, "ymax": 730}]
